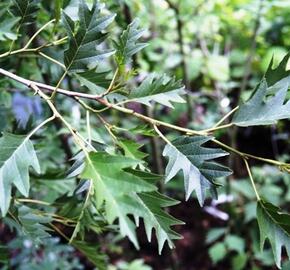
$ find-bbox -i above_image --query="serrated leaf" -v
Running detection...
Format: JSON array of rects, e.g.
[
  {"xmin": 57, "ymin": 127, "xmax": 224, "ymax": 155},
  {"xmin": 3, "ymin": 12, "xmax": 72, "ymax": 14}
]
[
  {"xmin": 128, "ymin": 73, "xmax": 185, "ymax": 108},
  {"xmin": 118, "ymin": 139, "xmax": 147, "ymax": 167},
  {"xmin": 257, "ymin": 199, "xmax": 290, "ymax": 268},
  {"xmin": 75, "ymin": 68, "xmax": 111, "ymax": 94},
  {"xmin": 233, "ymin": 53, "xmax": 290, "ymax": 127},
  {"xmin": 133, "ymin": 191, "xmax": 183, "ymax": 253},
  {"xmin": 114, "ymin": 18, "xmax": 147, "ymax": 67},
  {"xmin": 0, "ymin": 5, "xmax": 19, "ymax": 41},
  {"xmin": 17, "ymin": 205, "xmax": 51, "ymax": 240},
  {"xmin": 265, "ymin": 52, "xmax": 290, "ymax": 86},
  {"xmin": 10, "ymin": 0, "xmax": 39, "ymax": 27},
  {"xmin": 233, "ymin": 77, "xmax": 290, "ymax": 126},
  {"xmin": 62, "ymin": 0, "xmax": 115, "ymax": 73},
  {"xmin": 72, "ymin": 240, "xmax": 108, "ymax": 270},
  {"xmin": 0, "ymin": 133, "xmax": 40, "ymax": 216},
  {"xmin": 82, "ymin": 152, "xmax": 182, "ymax": 252},
  {"xmin": 163, "ymin": 136, "xmax": 232, "ymax": 206}
]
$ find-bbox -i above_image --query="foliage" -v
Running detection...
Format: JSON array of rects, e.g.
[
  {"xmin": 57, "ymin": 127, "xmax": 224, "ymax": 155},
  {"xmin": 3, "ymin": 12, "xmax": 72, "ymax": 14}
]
[
  {"xmin": 0, "ymin": 133, "xmax": 40, "ymax": 216},
  {"xmin": 0, "ymin": 0, "xmax": 289, "ymax": 269},
  {"xmin": 163, "ymin": 136, "xmax": 232, "ymax": 205}
]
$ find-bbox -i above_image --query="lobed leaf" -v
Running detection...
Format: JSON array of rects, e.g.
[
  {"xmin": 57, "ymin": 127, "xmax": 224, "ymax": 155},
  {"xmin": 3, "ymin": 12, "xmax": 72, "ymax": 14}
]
[
  {"xmin": 0, "ymin": 133, "xmax": 40, "ymax": 216},
  {"xmin": 233, "ymin": 53, "xmax": 290, "ymax": 126},
  {"xmin": 17, "ymin": 205, "xmax": 52, "ymax": 240},
  {"xmin": 114, "ymin": 18, "xmax": 148, "ymax": 67},
  {"xmin": 163, "ymin": 136, "xmax": 232, "ymax": 205},
  {"xmin": 62, "ymin": 0, "xmax": 115, "ymax": 73},
  {"xmin": 82, "ymin": 152, "xmax": 182, "ymax": 252},
  {"xmin": 233, "ymin": 77, "xmax": 290, "ymax": 126},
  {"xmin": 257, "ymin": 199, "xmax": 290, "ymax": 268},
  {"xmin": 128, "ymin": 73, "xmax": 185, "ymax": 108},
  {"xmin": 10, "ymin": 0, "xmax": 39, "ymax": 27}
]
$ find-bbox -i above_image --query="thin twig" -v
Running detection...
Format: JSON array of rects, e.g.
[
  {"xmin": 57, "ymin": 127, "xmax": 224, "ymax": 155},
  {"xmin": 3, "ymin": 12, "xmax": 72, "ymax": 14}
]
[{"xmin": 243, "ymin": 158, "xmax": 260, "ymax": 200}]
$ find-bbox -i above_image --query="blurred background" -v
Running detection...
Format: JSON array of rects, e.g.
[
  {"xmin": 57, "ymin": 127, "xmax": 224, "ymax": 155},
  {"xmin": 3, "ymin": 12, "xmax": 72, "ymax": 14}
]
[{"xmin": 1, "ymin": 0, "xmax": 290, "ymax": 269}]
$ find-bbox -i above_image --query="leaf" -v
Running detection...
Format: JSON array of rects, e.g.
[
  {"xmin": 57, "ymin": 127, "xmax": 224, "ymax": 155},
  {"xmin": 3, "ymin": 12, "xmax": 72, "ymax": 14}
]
[
  {"xmin": 62, "ymin": 0, "xmax": 116, "ymax": 73},
  {"xmin": 82, "ymin": 152, "xmax": 182, "ymax": 252},
  {"xmin": 10, "ymin": 0, "xmax": 39, "ymax": 27},
  {"xmin": 17, "ymin": 205, "xmax": 52, "ymax": 240},
  {"xmin": 72, "ymin": 240, "xmax": 108, "ymax": 270},
  {"xmin": 265, "ymin": 52, "xmax": 290, "ymax": 86},
  {"xmin": 257, "ymin": 199, "xmax": 290, "ymax": 268},
  {"xmin": 118, "ymin": 139, "xmax": 147, "ymax": 167},
  {"xmin": 163, "ymin": 136, "xmax": 232, "ymax": 206},
  {"xmin": 225, "ymin": 235, "xmax": 245, "ymax": 254},
  {"xmin": 209, "ymin": 242, "xmax": 227, "ymax": 264},
  {"xmin": 233, "ymin": 53, "xmax": 290, "ymax": 127},
  {"xmin": 233, "ymin": 77, "xmax": 290, "ymax": 126},
  {"xmin": 114, "ymin": 18, "xmax": 147, "ymax": 67},
  {"xmin": 0, "ymin": 133, "xmax": 40, "ymax": 216},
  {"xmin": 206, "ymin": 228, "xmax": 226, "ymax": 244},
  {"xmin": 75, "ymin": 68, "xmax": 111, "ymax": 94},
  {"xmin": 0, "ymin": 5, "xmax": 19, "ymax": 41},
  {"xmin": 128, "ymin": 73, "xmax": 185, "ymax": 108},
  {"xmin": 133, "ymin": 191, "xmax": 183, "ymax": 253}
]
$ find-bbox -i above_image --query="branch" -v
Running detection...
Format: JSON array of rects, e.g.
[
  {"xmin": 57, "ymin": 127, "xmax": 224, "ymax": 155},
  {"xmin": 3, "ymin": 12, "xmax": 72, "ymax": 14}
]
[{"xmin": 0, "ymin": 68, "xmax": 289, "ymax": 170}]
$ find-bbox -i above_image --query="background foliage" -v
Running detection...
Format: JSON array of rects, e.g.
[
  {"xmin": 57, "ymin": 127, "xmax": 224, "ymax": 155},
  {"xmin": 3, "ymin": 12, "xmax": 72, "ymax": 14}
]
[{"xmin": 0, "ymin": 0, "xmax": 290, "ymax": 269}]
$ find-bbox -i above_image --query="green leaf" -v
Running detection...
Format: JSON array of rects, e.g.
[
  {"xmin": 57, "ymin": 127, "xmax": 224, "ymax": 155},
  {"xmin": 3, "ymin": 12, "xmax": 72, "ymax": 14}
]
[
  {"xmin": 257, "ymin": 199, "xmax": 290, "ymax": 268},
  {"xmin": 75, "ymin": 68, "xmax": 111, "ymax": 94},
  {"xmin": 163, "ymin": 136, "xmax": 232, "ymax": 205},
  {"xmin": 62, "ymin": 0, "xmax": 115, "ymax": 73},
  {"xmin": 82, "ymin": 152, "xmax": 182, "ymax": 252},
  {"xmin": 0, "ymin": 133, "xmax": 40, "ymax": 216},
  {"xmin": 114, "ymin": 18, "xmax": 147, "ymax": 67},
  {"xmin": 10, "ymin": 0, "xmax": 39, "ymax": 27},
  {"xmin": 0, "ymin": 5, "xmax": 19, "ymax": 41},
  {"xmin": 206, "ymin": 228, "xmax": 226, "ymax": 244},
  {"xmin": 209, "ymin": 242, "xmax": 227, "ymax": 264},
  {"xmin": 231, "ymin": 253, "xmax": 248, "ymax": 270},
  {"xmin": 233, "ymin": 77, "xmax": 290, "ymax": 126},
  {"xmin": 128, "ymin": 73, "xmax": 185, "ymax": 108},
  {"xmin": 265, "ymin": 52, "xmax": 290, "ymax": 86},
  {"xmin": 118, "ymin": 139, "xmax": 147, "ymax": 167},
  {"xmin": 225, "ymin": 235, "xmax": 245, "ymax": 254},
  {"xmin": 17, "ymin": 205, "xmax": 52, "ymax": 240},
  {"xmin": 72, "ymin": 240, "xmax": 108, "ymax": 269},
  {"xmin": 133, "ymin": 191, "xmax": 183, "ymax": 253},
  {"xmin": 233, "ymin": 53, "xmax": 290, "ymax": 127}
]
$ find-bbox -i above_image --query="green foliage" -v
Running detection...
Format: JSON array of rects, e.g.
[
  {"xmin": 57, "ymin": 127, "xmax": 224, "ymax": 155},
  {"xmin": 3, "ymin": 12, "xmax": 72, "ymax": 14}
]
[
  {"xmin": 114, "ymin": 19, "xmax": 147, "ymax": 68},
  {"xmin": 9, "ymin": 0, "xmax": 39, "ymax": 27},
  {"xmin": 233, "ymin": 77, "xmax": 290, "ymax": 126},
  {"xmin": 233, "ymin": 53, "xmax": 290, "ymax": 126},
  {"xmin": 257, "ymin": 199, "xmax": 290, "ymax": 268},
  {"xmin": 0, "ymin": 5, "xmax": 19, "ymax": 41},
  {"xmin": 72, "ymin": 240, "xmax": 108, "ymax": 269},
  {"xmin": 163, "ymin": 136, "xmax": 232, "ymax": 205},
  {"xmin": 17, "ymin": 205, "xmax": 52, "ymax": 240},
  {"xmin": 0, "ymin": 0, "xmax": 290, "ymax": 268},
  {"xmin": 209, "ymin": 242, "xmax": 227, "ymax": 264},
  {"xmin": 75, "ymin": 68, "xmax": 111, "ymax": 94},
  {"xmin": 62, "ymin": 0, "xmax": 115, "ymax": 73},
  {"xmin": 128, "ymin": 73, "xmax": 185, "ymax": 108},
  {"xmin": 0, "ymin": 133, "xmax": 40, "ymax": 216},
  {"xmin": 82, "ymin": 152, "xmax": 182, "ymax": 252},
  {"xmin": 265, "ymin": 52, "xmax": 290, "ymax": 86}
]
